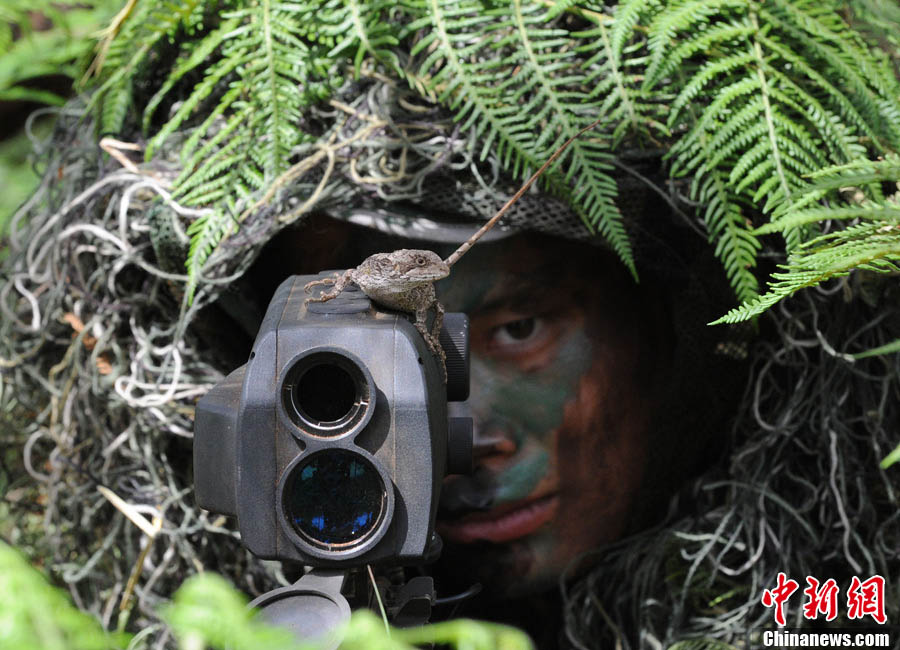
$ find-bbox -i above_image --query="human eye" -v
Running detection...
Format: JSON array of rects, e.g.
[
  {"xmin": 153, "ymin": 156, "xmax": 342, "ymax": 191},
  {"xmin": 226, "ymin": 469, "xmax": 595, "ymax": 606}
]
[
  {"xmin": 492, "ymin": 316, "xmax": 543, "ymax": 346},
  {"xmin": 468, "ymin": 298, "xmax": 570, "ymax": 368},
  {"xmin": 483, "ymin": 313, "xmax": 562, "ymax": 367}
]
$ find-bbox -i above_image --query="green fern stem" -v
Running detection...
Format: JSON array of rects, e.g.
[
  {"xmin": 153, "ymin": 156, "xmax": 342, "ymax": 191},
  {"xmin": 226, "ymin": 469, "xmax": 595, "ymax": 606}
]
[
  {"xmin": 587, "ymin": 12, "xmax": 641, "ymax": 140},
  {"xmin": 510, "ymin": 0, "xmax": 634, "ymax": 272},
  {"xmin": 261, "ymin": 0, "xmax": 282, "ymax": 178},
  {"xmin": 750, "ymin": 11, "xmax": 793, "ymax": 206}
]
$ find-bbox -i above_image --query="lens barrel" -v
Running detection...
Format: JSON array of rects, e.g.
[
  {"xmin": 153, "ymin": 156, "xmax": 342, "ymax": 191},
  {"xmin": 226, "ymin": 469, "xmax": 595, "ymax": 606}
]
[
  {"xmin": 277, "ymin": 349, "xmax": 389, "ymax": 558},
  {"xmin": 282, "ymin": 351, "xmax": 372, "ymax": 437},
  {"xmin": 283, "ymin": 450, "xmax": 387, "ymax": 550}
]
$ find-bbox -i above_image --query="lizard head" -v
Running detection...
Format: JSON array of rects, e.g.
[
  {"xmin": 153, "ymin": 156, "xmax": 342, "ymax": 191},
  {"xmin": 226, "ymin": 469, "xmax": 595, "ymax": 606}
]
[{"xmin": 388, "ymin": 249, "xmax": 450, "ymax": 284}]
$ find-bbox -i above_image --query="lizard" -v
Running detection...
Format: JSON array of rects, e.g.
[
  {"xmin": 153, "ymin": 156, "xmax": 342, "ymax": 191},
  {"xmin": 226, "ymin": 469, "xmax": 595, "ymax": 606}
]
[
  {"xmin": 305, "ymin": 249, "xmax": 451, "ymax": 377},
  {"xmin": 304, "ymin": 117, "xmax": 605, "ymax": 380}
]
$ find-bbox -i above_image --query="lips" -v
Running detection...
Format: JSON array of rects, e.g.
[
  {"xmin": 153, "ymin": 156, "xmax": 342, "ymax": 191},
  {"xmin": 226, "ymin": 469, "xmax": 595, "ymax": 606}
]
[{"xmin": 437, "ymin": 495, "xmax": 558, "ymax": 544}]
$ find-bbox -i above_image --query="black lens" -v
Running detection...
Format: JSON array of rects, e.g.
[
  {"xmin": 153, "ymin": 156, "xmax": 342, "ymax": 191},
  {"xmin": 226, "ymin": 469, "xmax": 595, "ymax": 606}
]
[
  {"xmin": 283, "ymin": 353, "xmax": 372, "ymax": 437},
  {"xmin": 285, "ymin": 450, "xmax": 386, "ymax": 548},
  {"xmin": 296, "ymin": 363, "xmax": 356, "ymax": 423}
]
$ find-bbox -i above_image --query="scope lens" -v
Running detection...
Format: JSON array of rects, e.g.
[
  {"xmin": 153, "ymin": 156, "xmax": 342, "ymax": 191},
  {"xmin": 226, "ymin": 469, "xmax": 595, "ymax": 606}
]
[
  {"xmin": 296, "ymin": 363, "xmax": 356, "ymax": 423},
  {"xmin": 283, "ymin": 352, "xmax": 372, "ymax": 437},
  {"xmin": 285, "ymin": 450, "xmax": 386, "ymax": 548}
]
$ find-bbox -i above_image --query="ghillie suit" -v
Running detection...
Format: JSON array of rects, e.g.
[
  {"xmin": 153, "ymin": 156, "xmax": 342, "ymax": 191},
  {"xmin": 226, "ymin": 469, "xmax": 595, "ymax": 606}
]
[{"xmin": 1, "ymin": 2, "xmax": 899, "ymax": 648}]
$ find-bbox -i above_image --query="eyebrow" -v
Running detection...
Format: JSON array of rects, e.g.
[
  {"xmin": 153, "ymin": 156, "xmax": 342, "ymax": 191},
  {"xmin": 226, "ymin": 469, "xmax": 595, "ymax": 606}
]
[{"xmin": 474, "ymin": 279, "xmax": 565, "ymax": 314}]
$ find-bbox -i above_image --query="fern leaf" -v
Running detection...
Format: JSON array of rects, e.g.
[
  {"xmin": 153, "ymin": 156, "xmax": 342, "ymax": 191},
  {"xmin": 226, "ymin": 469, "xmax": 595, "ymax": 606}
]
[
  {"xmin": 81, "ymin": 0, "xmax": 900, "ymax": 314},
  {"xmin": 184, "ymin": 210, "xmax": 236, "ymax": 303},
  {"xmin": 148, "ymin": 55, "xmax": 246, "ymax": 161},
  {"xmin": 87, "ymin": 0, "xmax": 206, "ymax": 128},
  {"xmin": 142, "ymin": 16, "xmax": 242, "ymax": 135},
  {"xmin": 647, "ymin": 0, "xmax": 900, "ymax": 303},
  {"xmin": 712, "ymin": 221, "xmax": 900, "ymax": 323},
  {"xmin": 403, "ymin": 0, "xmax": 643, "ymax": 275},
  {"xmin": 323, "ymin": 0, "xmax": 400, "ymax": 73},
  {"xmin": 100, "ymin": 77, "xmax": 133, "ymax": 135},
  {"xmin": 756, "ymin": 205, "xmax": 900, "ymax": 234}
]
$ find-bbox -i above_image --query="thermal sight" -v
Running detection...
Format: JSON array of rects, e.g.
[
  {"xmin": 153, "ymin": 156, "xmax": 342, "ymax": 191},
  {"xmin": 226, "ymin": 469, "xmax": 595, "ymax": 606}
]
[{"xmin": 194, "ymin": 274, "xmax": 471, "ymax": 568}]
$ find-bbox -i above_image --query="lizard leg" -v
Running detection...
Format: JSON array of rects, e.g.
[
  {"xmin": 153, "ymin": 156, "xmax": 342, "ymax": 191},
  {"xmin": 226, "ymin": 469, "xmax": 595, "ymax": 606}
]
[
  {"xmin": 304, "ymin": 271, "xmax": 352, "ymax": 305},
  {"xmin": 416, "ymin": 306, "xmax": 447, "ymax": 383},
  {"xmin": 430, "ymin": 300, "xmax": 444, "ymax": 344},
  {"xmin": 304, "ymin": 273, "xmax": 338, "ymax": 292}
]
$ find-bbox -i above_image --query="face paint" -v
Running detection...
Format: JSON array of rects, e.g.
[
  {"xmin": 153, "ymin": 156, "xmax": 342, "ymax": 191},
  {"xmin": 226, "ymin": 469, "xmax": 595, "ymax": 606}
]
[
  {"xmin": 474, "ymin": 324, "xmax": 594, "ymax": 503},
  {"xmin": 433, "ymin": 234, "xmax": 663, "ymax": 597},
  {"xmin": 494, "ymin": 447, "xmax": 548, "ymax": 502}
]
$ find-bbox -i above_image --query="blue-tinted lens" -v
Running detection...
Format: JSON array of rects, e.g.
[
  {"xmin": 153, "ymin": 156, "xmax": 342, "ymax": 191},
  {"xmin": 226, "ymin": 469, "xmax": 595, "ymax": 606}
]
[{"xmin": 286, "ymin": 450, "xmax": 385, "ymax": 547}]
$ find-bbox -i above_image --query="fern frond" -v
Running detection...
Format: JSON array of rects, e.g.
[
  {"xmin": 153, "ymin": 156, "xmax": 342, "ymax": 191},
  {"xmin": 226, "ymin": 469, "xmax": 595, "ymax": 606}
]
[
  {"xmin": 645, "ymin": 19, "xmax": 754, "ymax": 88},
  {"xmin": 150, "ymin": 0, "xmax": 340, "ymax": 298},
  {"xmin": 644, "ymin": 0, "xmax": 748, "ymax": 86},
  {"xmin": 767, "ymin": 155, "xmax": 900, "ymax": 222},
  {"xmin": 184, "ymin": 210, "xmax": 236, "ymax": 301},
  {"xmin": 88, "ymin": 0, "xmax": 207, "ymax": 134},
  {"xmin": 402, "ymin": 0, "xmax": 647, "ymax": 275},
  {"xmin": 141, "ymin": 16, "xmax": 242, "ymax": 135},
  {"xmin": 79, "ymin": 0, "xmax": 900, "ymax": 314},
  {"xmin": 580, "ymin": 18, "xmax": 670, "ymax": 145},
  {"xmin": 696, "ymin": 166, "xmax": 762, "ymax": 303},
  {"xmin": 847, "ymin": 0, "xmax": 900, "ymax": 67},
  {"xmin": 713, "ymin": 229, "xmax": 900, "ymax": 324},
  {"xmin": 322, "ymin": 0, "xmax": 400, "ymax": 73},
  {"xmin": 608, "ymin": 0, "xmax": 659, "ymax": 57},
  {"xmin": 648, "ymin": 0, "xmax": 900, "ymax": 301},
  {"xmin": 715, "ymin": 156, "xmax": 900, "ymax": 322},
  {"xmin": 756, "ymin": 205, "xmax": 900, "ymax": 234},
  {"xmin": 713, "ymin": 220, "xmax": 900, "ymax": 324},
  {"xmin": 147, "ymin": 51, "xmax": 248, "ymax": 162}
]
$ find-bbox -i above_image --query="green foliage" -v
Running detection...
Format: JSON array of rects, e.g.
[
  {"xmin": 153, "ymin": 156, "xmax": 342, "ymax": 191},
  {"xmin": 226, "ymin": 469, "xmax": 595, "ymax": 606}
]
[
  {"xmin": 0, "ymin": 1, "xmax": 120, "ymax": 105},
  {"xmin": 881, "ymin": 437, "xmax": 900, "ymax": 470},
  {"xmin": 712, "ymin": 156, "xmax": 900, "ymax": 324},
  {"xmin": 400, "ymin": 0, "xmax": 639, "ymax": 276},
  {"xmin": 0, "ymin": 541, "xmax": 128, "ymax": 650},
  {"xmin": 163, "ymin": 573, "xmax": 301, "ymax": 650},
  {"xmin": 61, "ymin": 0, "xmax": 900, "ymax": 310},
  {"xmin": 0, "ymin": 126, "xmax": 49, "ymax": 241},
  {"xmin": 634, "ymin": 0, "xmax": 900, "ymax": 302},
  {"xmin": 168, "ymin": 573, "xmax": 533, "ymax": 649},
  {"xmin": 0, "ymin": 540, "xmax": 533, "ymax": 650},
  {"xmin": 86, "ymin": 0, "xmax": 657, "ymax": 299},
  {"xmin": 88, "ymin": 0, "xmax": 210, "ymax": 135},
  {"xmin": 854, "ymin": 337, "xmax": 900, "ymax": 360}
]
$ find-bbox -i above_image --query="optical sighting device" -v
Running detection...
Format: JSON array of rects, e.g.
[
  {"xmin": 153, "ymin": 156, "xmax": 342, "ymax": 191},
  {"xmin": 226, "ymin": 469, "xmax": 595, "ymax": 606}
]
[{"xmin": 193, "ymin": 273, "xmax": 471, "ymax": 638}]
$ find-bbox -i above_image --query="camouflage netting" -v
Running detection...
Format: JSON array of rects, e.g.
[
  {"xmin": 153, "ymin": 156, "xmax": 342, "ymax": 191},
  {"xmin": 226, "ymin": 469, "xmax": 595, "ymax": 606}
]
[
  {"xmin": 562, "ymin": 284, "xmax": 900, "ymax": 648},
  {"xmin": 1, "ymin": 76, "xmax": 899, "ymax": 650}
]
